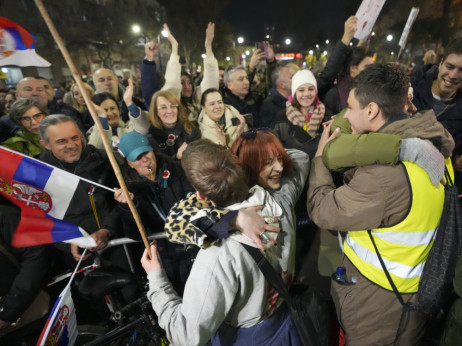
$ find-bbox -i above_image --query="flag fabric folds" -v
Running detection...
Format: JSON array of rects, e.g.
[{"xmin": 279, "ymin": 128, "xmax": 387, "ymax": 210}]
[
  {"xmin": 0, "ymin": 16, "xmax": 51, "ymax": 67},
  {"xmin": 36, "ymin": 282, "xmax": 78, "ymax": 346},
  {"xmin": 0, "ymin": 146, "xmax": 96, "ymax": 248}
]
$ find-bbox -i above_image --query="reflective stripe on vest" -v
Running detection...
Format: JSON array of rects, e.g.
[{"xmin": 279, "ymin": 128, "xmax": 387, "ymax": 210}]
[{"xmin": 344, "ymin": 160, "xmax": 445, "ymax": 293}]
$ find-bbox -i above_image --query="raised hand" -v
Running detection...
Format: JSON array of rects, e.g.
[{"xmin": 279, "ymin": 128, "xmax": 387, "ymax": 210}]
[
  {"xmin": 123, "ymin": 78, "xmax": 134, "ymax": 106},
  {"xmin": 263, "ymin": 41, "xmax": 275, "ymax": 63},
  {"xmin": 163, "ymin": 24, "xmax": 178, "ymax": 51},
  {"xmin": 249, "ymin": 49, "xmax": 265, "ymax": 72},
  {"xmin": 342, "ymin": 16, "xmax": 358, "ymax": 46},
  {"xmin": 205, "ymin": 22, "xmax": 215, "ymax": 54},
  {"xmin": 145, "ymin": 41, "xmax": 159, "ymax": 62}
]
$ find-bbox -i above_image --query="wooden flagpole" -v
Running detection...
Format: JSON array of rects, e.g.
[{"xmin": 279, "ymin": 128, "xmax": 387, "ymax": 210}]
[{"xmin": 33, "ymin": 0, "xmax": 152, "ymax": 258}]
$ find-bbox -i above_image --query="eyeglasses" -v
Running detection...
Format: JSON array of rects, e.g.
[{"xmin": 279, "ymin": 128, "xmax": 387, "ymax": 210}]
[
  {"xmin": 157, "ymin": 104, "xmax": 179, "ymax": 112},
  {"xmin": 20, "ymin": 112, "xmax": 45, "ymax": 124}
]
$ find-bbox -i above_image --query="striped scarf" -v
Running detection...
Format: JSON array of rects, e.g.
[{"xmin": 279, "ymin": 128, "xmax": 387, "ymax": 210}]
[{"xmin": 285, "ymin": 96, "xmax": 325, "ymax": 137}]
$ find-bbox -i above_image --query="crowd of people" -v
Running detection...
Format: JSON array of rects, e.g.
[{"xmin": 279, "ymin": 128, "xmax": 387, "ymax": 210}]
[{"xmin": 1, "ymin": 14, "xmax": 462, "ymax": 346}]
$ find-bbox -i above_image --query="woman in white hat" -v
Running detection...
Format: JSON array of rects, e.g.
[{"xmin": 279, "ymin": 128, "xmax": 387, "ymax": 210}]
[{"xmin": 272, "ymin": 69, "xmax": 333, "ymax": 158}]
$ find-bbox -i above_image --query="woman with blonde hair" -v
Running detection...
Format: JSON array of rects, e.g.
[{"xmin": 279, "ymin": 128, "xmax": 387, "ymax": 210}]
[
  {"xmin": 146, "ymin": 90, "xmax": 200, "ymax": 160},
  {"xmin": 71, "ymin": 82, "xmax": 95, "ymax": 130}
]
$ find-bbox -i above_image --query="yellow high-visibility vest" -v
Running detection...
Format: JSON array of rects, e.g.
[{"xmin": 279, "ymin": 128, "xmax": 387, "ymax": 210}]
[{"xmin": 344, "ymin": 160, "xmax": 449, "ymax": 293}]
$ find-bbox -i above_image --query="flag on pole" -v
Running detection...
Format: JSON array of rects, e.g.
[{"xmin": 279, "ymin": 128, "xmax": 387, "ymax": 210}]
[
  {"xmin": 36, "ymin": 282, "xmax": 78, "ymax": 346},
  {"xmin": 0, "ymin": 16, "xmax": 51, "ymax": 67},
  {"xmin": 0, "ymin": 146, "xmax": 97, "ymax": 248},
  {"xmin": 36, "ymin": 249, "xmax": 87, "ymax": 346}
]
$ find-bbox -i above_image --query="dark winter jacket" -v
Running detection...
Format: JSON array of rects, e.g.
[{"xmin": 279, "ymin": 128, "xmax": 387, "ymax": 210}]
[
  {"xmin": 118, "ymin": 157, "xmax": 194, "ymax": 240},
  {"xmin": 411, "ymin": 64, "xmax": 462, "ymax": 149},
  {"xmin": 39, "ymin": 144, "xmax": 119, "ymax": 236},
  {"xmin": 141, "ymin": 59, "xmax": 159, "ymax": 109},
  {"xmin": 271, "ymin": 108, "xmax": 333, "ymax": 158},
  {"xmin": 259, "ymin": 88, "xmax": 287, "ymax": 127},
  {"xmin": 222, "ymin": 88, "xmax": 262, "ymax": 127},
  {"xmin": 147, "ymin": 123, "xmax": 201, "ymax": 160},
  {"xmin": 0, "ymin": 203, "xmax": 50, "ymax": 322}
]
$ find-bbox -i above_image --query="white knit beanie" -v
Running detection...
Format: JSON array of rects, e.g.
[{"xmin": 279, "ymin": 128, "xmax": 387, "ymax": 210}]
[{"xmin": 291, "ymin": 69, "xmax": 317, "ymax": 97}]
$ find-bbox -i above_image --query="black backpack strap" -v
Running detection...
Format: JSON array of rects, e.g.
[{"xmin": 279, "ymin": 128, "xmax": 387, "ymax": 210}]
[
  {"xmin": 241, "ymin": 243, "xmax": 292, "ymax": 304},
  {"xmin": 367, "ymin": 230, "xmax": 405, "ymax": 306}
]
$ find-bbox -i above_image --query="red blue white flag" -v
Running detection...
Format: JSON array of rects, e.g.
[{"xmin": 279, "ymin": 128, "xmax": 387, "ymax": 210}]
[
  {"xmin": 0, "ymin": 146, "xmax": 96, "ymax": 248},
  {"xmin": 36, "ymin": 282, "xmax": 78, "ymax": 346},
  {"xmin": 0, "ymin": 16, "xmax": 51, "ymax": 67}
]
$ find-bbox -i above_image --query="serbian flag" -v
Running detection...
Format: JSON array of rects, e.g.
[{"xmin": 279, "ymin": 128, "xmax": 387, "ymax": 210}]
[
  {"xmin": 0, "ymin": 16, "xmax": 51, "ymax": 67},
  {"xmin": 0, "ymin": 146, "xmax": 96, "ymax": 248},
  {"xmin": 37, "ymin": 281, "xmax": 78, "ymax": 346}
]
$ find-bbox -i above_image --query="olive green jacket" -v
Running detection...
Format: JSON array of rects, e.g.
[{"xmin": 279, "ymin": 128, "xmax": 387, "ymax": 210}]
[
  {"xmin": 1, "ymin": 130, "xmax": 42, "ymax": 158},
  {"xmin": 323, "ymin": 109, "xmax": 453, "ymax": 171}
]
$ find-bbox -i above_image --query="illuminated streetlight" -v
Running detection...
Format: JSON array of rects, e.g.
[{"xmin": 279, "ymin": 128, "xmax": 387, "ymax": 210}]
[
  {"xmin": 201, "ymin": 53, "xmax": 206, "ymax": 59},
  {"xmin": 323, "ymin": 51, "xmax": 328, "ymax": 56},
  {"xmin": 266, "ymin": 35, "xmax": 270, "ymax": 39},
  {"xmin": 245, "ymin": 50, "xmax": 250, "ymax": 55},
  {"xmin": 371, "ymin": 32, "xmax": 375, "ymax": 36},
  {"xmin": 316, "ymin": 44, "xmax": 319, "ymax": 48},
  {"xmin": 349, "ymin": 42, "xmax": 353, "ymax": 46},
  {"xmin": 161, "ymin": 29, "xmax": 168, "ymax": 37},
  {"xmin": 325, "ymin": 39, "xmax": 329, "ymax": 44},
  {"xmin": 309, "ymin": 50, "xmax": 313, "ymax": 55},
  {"xmin": 132, "ymin": 24, "xmax": 141, "ymax": 34},
  {"xmin": 285, "ymin": 38, "xmax": 291, "ymax": 45},
  {"xmin": 226, "ymin": 56, "xmax": 231, "ymax": 61},
  {"xmin": 242, "ymin": 54, "xmax": 246, "ymax": 58},
  {"xmin": 386, "ymin": 34, "xmax": 393, "ymax": 42},
  {"xmin": 391, "ymin": 51, "xmax": 395, "ymax": 55},
  {"xmin": 1, "ymin": 68, "xmax": 8, "ymax": 73},
  {"xmin": 237, "ymin": 37, "xmax": 244, "ymax": 44}
]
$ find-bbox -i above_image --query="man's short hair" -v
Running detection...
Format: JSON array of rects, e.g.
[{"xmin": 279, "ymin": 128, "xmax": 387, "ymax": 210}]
[
  {"xmin": 342, "ymin": 46, "xmax": 375, "ymax": 77},
  {"xmin": 442, "ymin": 37, "xmax": 462, "ymax": 61},
  {"xmin": 271, "ymin": 66, "xmax": 287, "ymax": 89},
  {"xmin": 39, "ymin": 113, "xmax": 76, "ymax": 143},
  {"xmin": 34, "ymin": 76, "xmax": 51, "ymax": 84},
  {"xmin": 9, "ymin": 98, "xmax": 48, "ymax": 127},
  {"xmin": 351, "ymin": 63, "xmax": 409, "ymax": 122},
  {"xmin": 223, "ymin": 65, "xmax": 246, "ymax": 86},
  {"xmin": 181, "ymin": 139, "xmax": 249, "ymax": 207}
]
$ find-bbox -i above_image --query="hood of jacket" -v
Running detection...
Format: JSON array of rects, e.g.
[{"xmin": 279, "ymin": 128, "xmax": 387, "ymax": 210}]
[{"xmin": 380, "ymin": 109, "xmax": 455, "ymax": 158}]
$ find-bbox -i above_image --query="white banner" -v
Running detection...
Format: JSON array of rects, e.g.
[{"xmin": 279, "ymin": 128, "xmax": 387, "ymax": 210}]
[
  {"xmin": 354, "ymin": 0, "xmax": 387, "ymax": 42},
  {"xmin": 399, "ymin": 7, "xmax": 420, "ymax": 48}
]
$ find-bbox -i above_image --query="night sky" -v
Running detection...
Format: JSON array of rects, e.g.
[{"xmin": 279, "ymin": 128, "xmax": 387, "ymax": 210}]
[{"xmin": 222, "ymin": 0, "xmax": 400, "ymax": 51}]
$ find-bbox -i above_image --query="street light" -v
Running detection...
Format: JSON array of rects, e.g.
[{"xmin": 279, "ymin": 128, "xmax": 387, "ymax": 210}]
[
  {"xmin": 323, "ymin": 51, "xmax": 328, "ymax": 56},
  {"xmin": 245, "ymin": 50, "xmax": 250, "ymax": 55},
  {"xmin": 161, "ymin": 29, "xmax": 168, "ymax": 37},
  {"xmin": 285, "ymin": 38, "xmax": 291, "ymax": 45},
  {"xmin": 309, "ymin": 50, "xmax": 313, "ymax": 55},
  {"xmin": 201, "ymin": 53, "xmax": 206, "ymax": 59},
  {"xmin": 316, "ymin": 44, "xmax": 319, "ymax": 48},
  {"xmin": 226, "ymin": 56, "xmax": 231, "ymax": 61},
  {"xmin": 237, "ymin": 37, "xmax": 244, "ymax": 44},
  {"xmin": 132, "ymin": 24, "xmax": 141, "ymax": 34},
  {"xmin": 325, "ymin": 39, "xmax": 329, "ymax": 44},
  {"xmin": 387, "ymin": 34, "xmax": 393, "ymax": 42}
]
